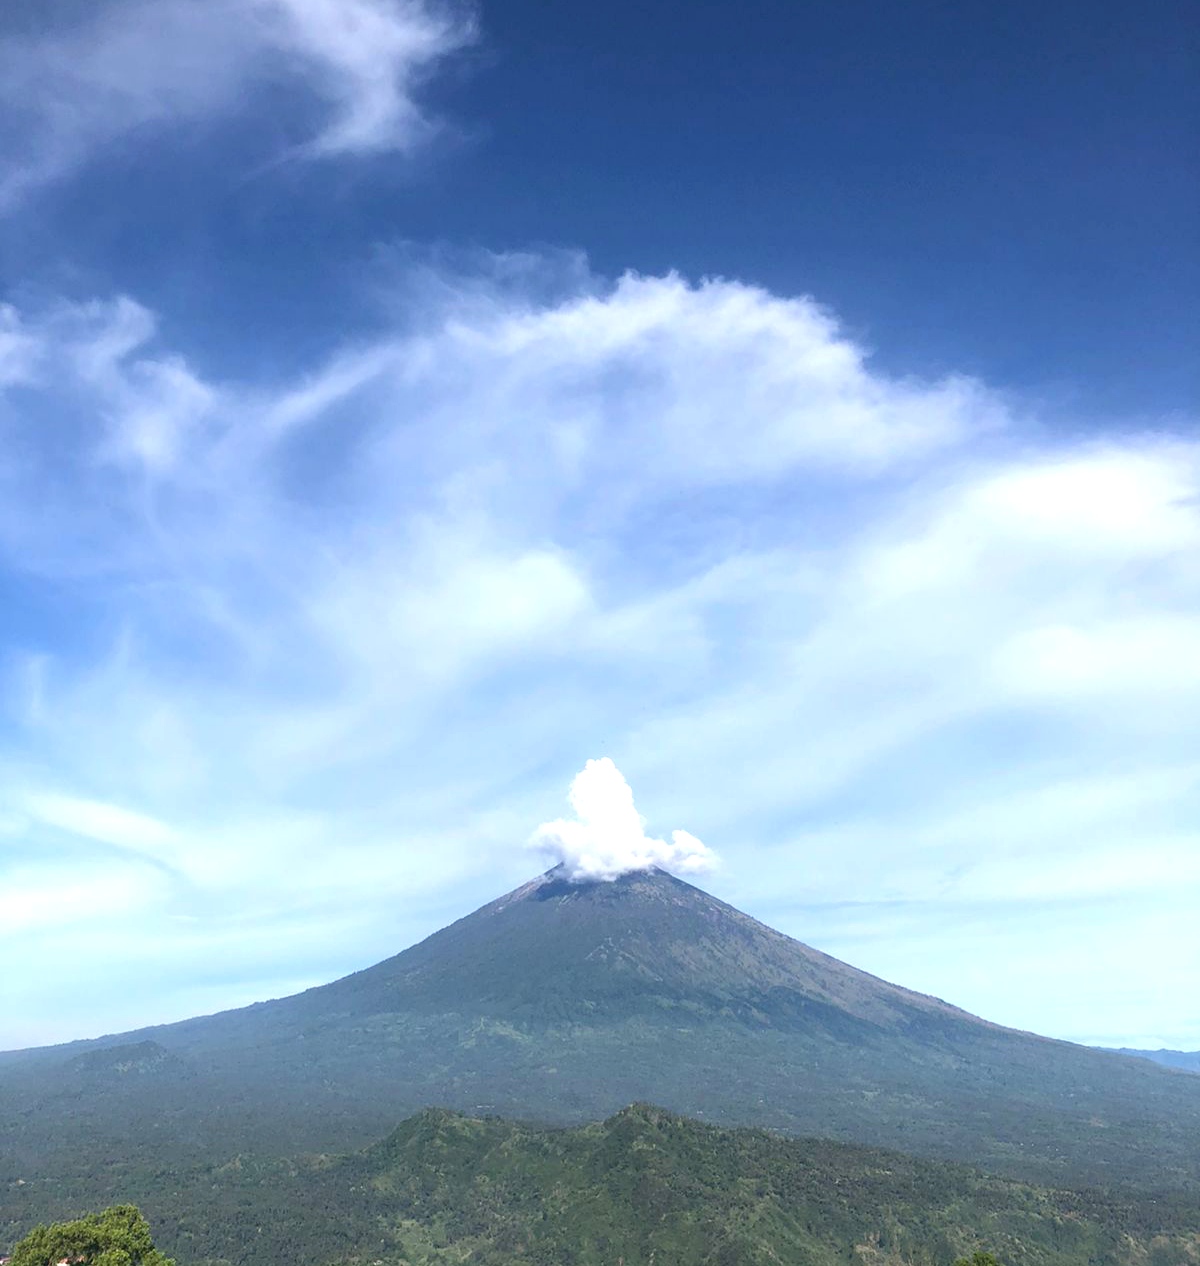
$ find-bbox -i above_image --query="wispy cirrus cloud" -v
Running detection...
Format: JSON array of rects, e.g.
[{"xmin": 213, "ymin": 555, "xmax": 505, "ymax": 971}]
[
  {"xmin": 1, "ymin": 258, "xmax": 1198, "ymax": 1049},
  {"xmin": 0, "ymin": 0, "xmax": 475, "ymax": 205}
]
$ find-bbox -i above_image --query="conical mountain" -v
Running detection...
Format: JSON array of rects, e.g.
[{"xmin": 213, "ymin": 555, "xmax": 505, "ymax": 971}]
[
  {"xmin": 4, "ymin": 866, "xmax": 1200, "ymax": 1194},
  {"xmin": 302, "ymin": 864, "xmax": 980, "ymax": 1030}
]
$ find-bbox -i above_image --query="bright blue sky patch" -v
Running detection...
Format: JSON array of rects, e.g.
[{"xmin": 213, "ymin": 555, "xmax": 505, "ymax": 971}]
[{"xmin": 0, "ymin": 0, "xmax": 1196, "ymax": 1050}]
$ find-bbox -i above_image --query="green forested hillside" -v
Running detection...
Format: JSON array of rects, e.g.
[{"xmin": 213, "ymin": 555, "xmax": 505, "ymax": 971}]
[{"xmin": 4, "ymin": 1106, "xmax": 1198, "ymax": 1266}]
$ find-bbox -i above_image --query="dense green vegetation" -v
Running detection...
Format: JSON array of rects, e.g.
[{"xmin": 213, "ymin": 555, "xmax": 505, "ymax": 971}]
[
  {"xmin": 3, "ymin": 869, "xmax": 1199, "ymax": 1201},
  {"xmin": 3, "ymin": 1107, "xmax": 1196, "ymax": 1266},
  {"xmin": 10, "ymin": 1204, "xmax": 173, "ymax": 1266}
]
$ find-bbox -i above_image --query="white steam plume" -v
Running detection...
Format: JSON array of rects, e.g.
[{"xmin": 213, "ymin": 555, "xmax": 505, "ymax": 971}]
[{"xmin": 533, "ymin": 757, "xmax": 717, "ymax": 882}]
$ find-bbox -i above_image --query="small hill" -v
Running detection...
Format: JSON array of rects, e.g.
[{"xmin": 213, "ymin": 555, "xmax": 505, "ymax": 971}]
[
  {"xmin": 328, "ymin": 1105, "xmax": 1199, "ymax": 1266},
  {"xmin": 4, "ymin": 1106, "xmax": 1197, "ymax": 1266},
  {"xmin": 65, "ymin": 1040, "xmax": 187, "ymax": 1080}
]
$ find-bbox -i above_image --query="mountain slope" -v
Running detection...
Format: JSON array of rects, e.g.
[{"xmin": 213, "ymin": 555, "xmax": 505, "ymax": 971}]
[
  {"xmin": 322, "ymin": 866, "xmax": 1001, "ymax": 1035},
  {"xmin": 3, "ymin": 867, "xmax": 1200, "ymax": 1194}
]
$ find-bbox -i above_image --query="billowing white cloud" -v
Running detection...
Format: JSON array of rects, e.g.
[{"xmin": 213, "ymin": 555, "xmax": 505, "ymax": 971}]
[
  {"xmin": 0, "ymin": 0, "xmax": 474, "ymax": 204},
  {"xmin": 533, "ymin": 757, "xmax": 717, "ymax": 882}
]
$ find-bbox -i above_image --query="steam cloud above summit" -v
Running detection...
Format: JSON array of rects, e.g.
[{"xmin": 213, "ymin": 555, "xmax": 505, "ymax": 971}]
[{"xmin": 533, "ymin": 759, "xmax": 718, "ymax": 882}]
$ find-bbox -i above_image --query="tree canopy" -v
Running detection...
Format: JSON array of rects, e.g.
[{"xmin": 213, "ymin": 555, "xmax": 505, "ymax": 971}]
[{"xmin": 10, "ymin": 1205, "xmax": 173, "ymax": 1266}]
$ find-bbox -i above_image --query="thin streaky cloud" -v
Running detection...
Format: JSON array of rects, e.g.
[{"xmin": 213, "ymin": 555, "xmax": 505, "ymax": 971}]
[{"xmin": 0, "ymin": 0, "xmax": 476, "ymax": 206}]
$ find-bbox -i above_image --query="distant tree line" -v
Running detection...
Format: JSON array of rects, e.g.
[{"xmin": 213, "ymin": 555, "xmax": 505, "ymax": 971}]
[{"xmin": 7, "ymin": 1205, "xmax": 1015, "ymax": 1266}]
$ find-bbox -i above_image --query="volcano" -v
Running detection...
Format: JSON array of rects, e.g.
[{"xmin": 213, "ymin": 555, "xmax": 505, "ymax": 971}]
[{"xmin": 4, "ymin": 866, "xmax": 1199, "ymax": 1192}]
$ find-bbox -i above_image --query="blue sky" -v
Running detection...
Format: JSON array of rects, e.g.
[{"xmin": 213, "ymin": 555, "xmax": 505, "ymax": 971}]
[{"xmin": 0, "ymin": 0, "xmax": 1196, "ymax": 1052}]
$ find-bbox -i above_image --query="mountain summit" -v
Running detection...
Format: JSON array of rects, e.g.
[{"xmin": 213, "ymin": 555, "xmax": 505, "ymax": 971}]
[
  {"xmin": 319, "ymin": 864, "xmax": 976, "ymax": 1032},
  {"xmin": 4, "ymin": 867, "xmax": 1200, "ymax": 1193}
]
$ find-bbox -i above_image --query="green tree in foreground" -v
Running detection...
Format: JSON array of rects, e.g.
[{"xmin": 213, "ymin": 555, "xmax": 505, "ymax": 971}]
[
  {"xmin": 10, "ymin": 1205, "xmax": 174, "ymax": 1266},
  {"xmin": 953, "ymin": 1253, "xmax": 1002, "ymax": 1266}
]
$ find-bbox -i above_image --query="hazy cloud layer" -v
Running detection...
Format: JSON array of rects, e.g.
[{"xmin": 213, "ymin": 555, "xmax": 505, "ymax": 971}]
[{"xmin": 1, "ymin": 254, "xmax": 1196, "ymax": 1049}]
